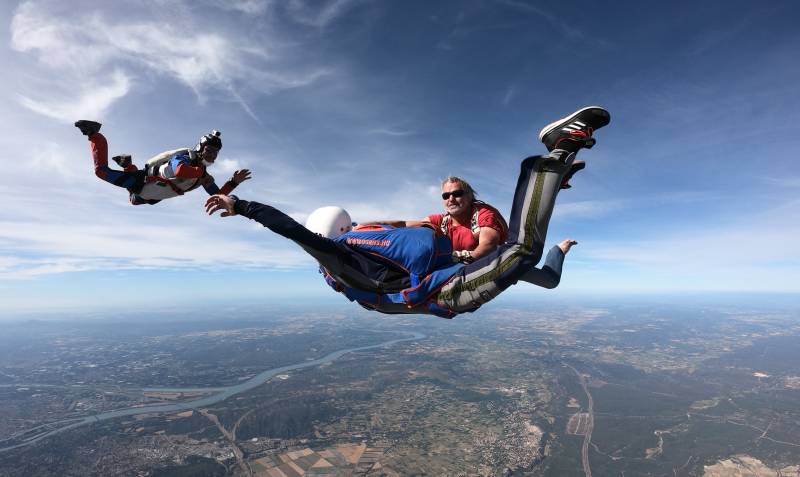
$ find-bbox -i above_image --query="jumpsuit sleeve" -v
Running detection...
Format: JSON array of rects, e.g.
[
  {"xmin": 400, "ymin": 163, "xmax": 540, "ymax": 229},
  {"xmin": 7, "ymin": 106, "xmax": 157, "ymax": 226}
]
[
  {"xmin": 233, "ymin": 199, "xmax": 341, "ymax": 255},
  {"xmin": 203, "ymin": 178, "xmax": 238, "ymax": 195},
  {"xmin": 170, "ymin": 155, "xmax": 205, "ymax": 179},
  {"xmin": 203, "ymin": 181, "xmax": 221, "ymax": 195},
  {"xmin": 218, "ymin": 179, "xmax": 238, "ymax": 195}
]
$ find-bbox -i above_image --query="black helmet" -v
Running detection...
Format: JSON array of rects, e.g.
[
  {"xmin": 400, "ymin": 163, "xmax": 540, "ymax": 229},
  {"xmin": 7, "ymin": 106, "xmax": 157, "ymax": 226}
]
[{"xmin": 196, "ymin": 130, "xmax": 222, "ymax": 152}]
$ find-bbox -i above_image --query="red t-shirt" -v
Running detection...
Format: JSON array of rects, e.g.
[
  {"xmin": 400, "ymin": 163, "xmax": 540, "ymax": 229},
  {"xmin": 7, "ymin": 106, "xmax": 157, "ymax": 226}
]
[{"xmin": 427, "ymin": 203, "xmax": 508, "ymax": 251}]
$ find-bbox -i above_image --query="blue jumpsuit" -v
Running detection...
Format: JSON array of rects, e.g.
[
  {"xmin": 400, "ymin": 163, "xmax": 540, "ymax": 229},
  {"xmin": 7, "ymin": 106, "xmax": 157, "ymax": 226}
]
[{"xmin": 232, "ymin": 149, "xmax": 575, "ymax": 318}]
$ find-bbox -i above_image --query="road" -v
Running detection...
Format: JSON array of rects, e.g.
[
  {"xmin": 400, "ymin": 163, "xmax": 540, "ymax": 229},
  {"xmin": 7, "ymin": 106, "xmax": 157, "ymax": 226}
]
[
  {"xmin": 200, "ymin": 409, "xmax": 252, "ymax": 477},
  {"xmin": 566, "ymin": 364, "xmax": 594, "ymax": 477}
]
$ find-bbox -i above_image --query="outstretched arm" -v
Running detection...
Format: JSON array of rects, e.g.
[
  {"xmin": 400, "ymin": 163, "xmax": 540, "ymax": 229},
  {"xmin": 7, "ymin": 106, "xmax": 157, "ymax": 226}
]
[
  {"xmin": 203, "ymin": 169, "xmax": 252, "ymax": 196},
  {"xmin": 205, "ymin": 194, "xmax": 341, "ymax": 256}
]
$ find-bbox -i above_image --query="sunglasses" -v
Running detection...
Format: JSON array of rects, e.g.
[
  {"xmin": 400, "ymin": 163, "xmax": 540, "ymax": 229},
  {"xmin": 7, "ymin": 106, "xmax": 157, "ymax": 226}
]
[{"xmin": 441, "ymin": 189, "xmax": 465, "ymax": 200}]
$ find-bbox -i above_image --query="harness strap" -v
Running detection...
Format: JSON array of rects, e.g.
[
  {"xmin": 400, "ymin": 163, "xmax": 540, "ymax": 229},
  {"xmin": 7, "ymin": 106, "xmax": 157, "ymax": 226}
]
[
  {"xmin": 440, "ymin": 202, "xmax": 483, "ymax": 237},
  {"xmin": 145, "ymin": 175, "xmax": 185, "ymax": 196}
]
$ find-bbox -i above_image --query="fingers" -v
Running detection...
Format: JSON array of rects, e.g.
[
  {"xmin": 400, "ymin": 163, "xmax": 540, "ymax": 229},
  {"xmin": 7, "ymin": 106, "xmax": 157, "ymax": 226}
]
[
  {"xmin": 232, "ymin": 169, "xmax": 252, "ymax": 184},
  {"xmin": 205, "ymin": 203, "xmax": 223, "ymax": 215},
  {"xmin": 205, "ymin": 194, "xmax": 227, "ymax": 215}
]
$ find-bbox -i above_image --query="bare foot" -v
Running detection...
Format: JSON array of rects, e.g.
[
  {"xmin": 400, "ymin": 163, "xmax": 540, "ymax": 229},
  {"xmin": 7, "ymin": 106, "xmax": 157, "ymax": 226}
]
[{"xmin": 558, "ymin": 239, "xmax": 578, "ymax": 254}]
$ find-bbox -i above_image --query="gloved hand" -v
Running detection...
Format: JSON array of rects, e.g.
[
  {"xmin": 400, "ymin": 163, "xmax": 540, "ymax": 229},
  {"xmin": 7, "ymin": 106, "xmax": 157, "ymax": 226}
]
[{"xmin": 452, "ymin": 250, "xmax": 474, "ymax": 264}]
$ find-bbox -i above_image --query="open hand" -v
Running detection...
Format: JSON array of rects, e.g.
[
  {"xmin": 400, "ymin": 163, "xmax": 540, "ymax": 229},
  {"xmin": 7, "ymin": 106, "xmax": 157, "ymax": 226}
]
[
  {"xmin": 232, "ymin": 169, "xmax": 252, "ymax": 185},
  {"xmin": 205, "ymin": 194, "xmax": 237, "ymax": 217}
]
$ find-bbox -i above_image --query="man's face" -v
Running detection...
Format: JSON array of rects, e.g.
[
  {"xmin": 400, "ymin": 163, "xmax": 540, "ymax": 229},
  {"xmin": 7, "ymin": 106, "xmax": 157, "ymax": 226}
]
[
  {"xmin": 442, "ymin": 181, "xmax": 471, "ymax": 217},
  {"xmin": 199, "ymin": 145, "xmax": 219, "ymax": 164}
]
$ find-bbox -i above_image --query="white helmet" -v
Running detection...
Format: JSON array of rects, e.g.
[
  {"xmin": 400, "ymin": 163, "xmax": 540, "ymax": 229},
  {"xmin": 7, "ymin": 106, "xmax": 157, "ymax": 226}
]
[{"xmin": 305, "ymin": 206, "xmax": 353, "ymax": 239}]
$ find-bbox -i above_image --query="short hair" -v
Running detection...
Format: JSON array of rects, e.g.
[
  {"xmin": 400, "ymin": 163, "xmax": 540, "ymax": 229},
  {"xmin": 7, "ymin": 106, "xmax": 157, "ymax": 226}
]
[{"xmin": 441, "ymin": 176, "xmax": 477, "ymax": 201}]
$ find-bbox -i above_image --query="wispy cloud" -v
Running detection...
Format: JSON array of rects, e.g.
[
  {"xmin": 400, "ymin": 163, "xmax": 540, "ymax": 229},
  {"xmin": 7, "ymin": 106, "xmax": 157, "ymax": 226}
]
[
  {"xmin": 497, "ymin": 0, "xmax": 585, "ymax": 41},
  {"xmin": 0, "ymin": 138, "xmax": 443, "ymax": 279},
  {"xmin": 687, "ymin": 17, "xmax": 754, "ymax": 56},
  {"xmin": 502, "ymin": 85, "xmax": 517, "ymax": 106},
  {"xmin": 27, "ymin": 141, "xmax": 81, "ymax": 179},
  {"xmin": 203, "ymin": 0, "xmax": 271, "ymax": 15},
  {"xmin": 10, "ymin": 0, "xmax": 332, "ymax": 121},
  {"xmin": 760, "ymin": 176, "xmax": 800, "ymax": 188},
  {"xmin": 215, "ymin": 158, "xmax": 246, "ymax": 174},
  {"xmin": 554, "ymin": 190, "xmax": 715, "ymax": 221},
  {"xmin": 17, "ymin": 70, "xmax": 131, "ymax": 121},
  {"xmin": 554, "ymin": 198, "xmax": 629, "ymax": 220},
  {"xmin": 367, "ymin": 127, "xmax": 416, "ymax": 137},
  {"xmin": 286, "ymin": 0, "xmax": 361, "ymax": 28},
  {"xmin": 571, "ymin": 197, "xmax": 800, "ymax": 291},
  {"xmin": 0, "ymin": 218, "xmax": 313, "ymax": 280}
]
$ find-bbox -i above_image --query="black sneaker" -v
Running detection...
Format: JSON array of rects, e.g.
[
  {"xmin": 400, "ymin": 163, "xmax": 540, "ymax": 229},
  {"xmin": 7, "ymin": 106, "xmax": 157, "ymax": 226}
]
[
  {"xmin": 539, "ymin": 107, "xmax": 610, "ymax": 152},
  {"xmin": 560, "ymin": 160, "xmax": 585, "ymax": 189},
  {"xmin": 112, "ymin": 154, "xmax": 132, "ymax": 168},
  {"xmin": 74, "ymin": 120, "xmax": 102, "ymax": 136}
]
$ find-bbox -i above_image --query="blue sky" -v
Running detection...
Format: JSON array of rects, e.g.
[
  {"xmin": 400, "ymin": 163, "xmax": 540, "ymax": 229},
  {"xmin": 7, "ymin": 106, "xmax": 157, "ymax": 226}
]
[{"xmin": 1, "ymin": 0, "xmax": 799, "ymax": 315}]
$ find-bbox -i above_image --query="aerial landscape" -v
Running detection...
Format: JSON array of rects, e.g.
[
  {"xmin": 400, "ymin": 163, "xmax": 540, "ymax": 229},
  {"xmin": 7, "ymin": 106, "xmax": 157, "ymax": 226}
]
[
  {"xmin": 2, "ymin": 0, "xmax": 800, "ymax": 476},
  {"xmin": 2, "ymin": 298, "xmax": 799, "ymax": 476}
]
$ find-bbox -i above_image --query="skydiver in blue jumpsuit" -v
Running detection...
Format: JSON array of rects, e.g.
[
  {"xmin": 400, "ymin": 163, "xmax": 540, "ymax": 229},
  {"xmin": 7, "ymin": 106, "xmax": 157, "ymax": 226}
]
[{"xmin": 205, "ymin": 107, "xmax": 610, "ymax": 318}]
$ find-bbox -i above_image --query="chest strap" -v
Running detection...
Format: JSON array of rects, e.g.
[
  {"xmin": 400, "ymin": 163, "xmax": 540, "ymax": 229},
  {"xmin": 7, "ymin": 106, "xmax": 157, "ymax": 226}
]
[
  {"xmin": 440, "ymin": 203, "xmax": 482, "ymax": 237},
  {"xmin": 145, "ymin": 176, "xmax": 185, "ymax": 195}
]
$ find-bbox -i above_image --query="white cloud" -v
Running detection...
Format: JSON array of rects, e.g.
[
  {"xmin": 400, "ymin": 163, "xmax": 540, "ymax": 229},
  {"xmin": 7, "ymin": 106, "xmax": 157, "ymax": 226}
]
[
  {"xmin": 368, "ymin": 127, "xmax": 416, "ymax": 137},
  {"xmin": 554, "ymin": 198, "xmax": 628, "ymax": 220},
  {"xmin": 0, "ymin": 135, "xmax": 449, "ymax": 280},
  {"xmin": 286, "ymin": 0, "xmax": 360, "ymax": 27},
  {"xmin": 205, "ymin": 0, "xmax": 271, "ymax": 15},
  {"xmin": 10, "ymin": 0, "xmax": 331, "ymax": 121},
  {"xmin": 27, "ymin": 141, "xmax": 79, "ymax": 178},
  {"xmin": 0, "ymin": 217, "xmax": 314, "ymax": 280},
  {"xmin": 571, "ymin": 198, "xmax": 800, "ymax": 292},
  {"xmin": 215, "ymin": 158, "xmax": 244, "ymax": 174},
  {"xmin": 17, "ymin": 70, "xmax": 131, "ymax": 122}
]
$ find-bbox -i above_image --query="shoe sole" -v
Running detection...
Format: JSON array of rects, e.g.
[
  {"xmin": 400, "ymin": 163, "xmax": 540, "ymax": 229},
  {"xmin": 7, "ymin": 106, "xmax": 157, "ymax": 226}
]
[
  {"xmin": 75, "ymin": 120, "xmax": 102, "ymax": 135},
  {"xmin": 538, "ymin": 106, "xmax": 610, "ymax": 141}
]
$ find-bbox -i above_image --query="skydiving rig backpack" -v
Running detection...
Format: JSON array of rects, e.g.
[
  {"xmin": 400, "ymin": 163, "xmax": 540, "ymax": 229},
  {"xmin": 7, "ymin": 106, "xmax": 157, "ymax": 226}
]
[
  {"xmin": 137, "ymin": 149, "xmax": 204, "ymax": 200},
  {"xmin": 321, "ymin": 225, "xmax": 465, "ymax": 318}
]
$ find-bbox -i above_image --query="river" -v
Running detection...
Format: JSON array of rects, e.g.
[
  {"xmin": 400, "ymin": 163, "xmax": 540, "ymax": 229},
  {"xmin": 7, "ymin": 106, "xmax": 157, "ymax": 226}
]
[{"xmin": 0, "ymin": 331, "xmax": 425, "ymax": 453}]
